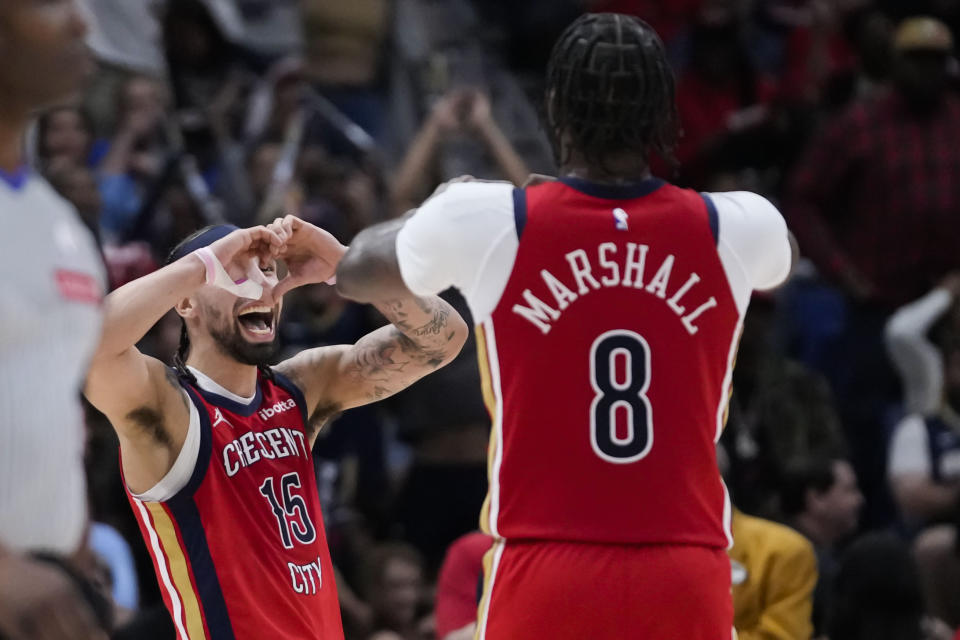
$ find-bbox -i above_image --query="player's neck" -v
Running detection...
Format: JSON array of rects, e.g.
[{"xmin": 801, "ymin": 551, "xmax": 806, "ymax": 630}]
[
  {"xmin": 560, "ymin": 160, "xmax": 652, "ymax": 185},
  {"xmin": 186, "ymin": 345, "xmax": 260, "ymax": 399}
]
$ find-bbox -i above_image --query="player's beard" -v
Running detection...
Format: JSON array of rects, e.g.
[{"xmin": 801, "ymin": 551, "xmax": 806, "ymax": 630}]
[{"xmin": 206, "ymin": 306, "xmax": 280, "ymax": 366}]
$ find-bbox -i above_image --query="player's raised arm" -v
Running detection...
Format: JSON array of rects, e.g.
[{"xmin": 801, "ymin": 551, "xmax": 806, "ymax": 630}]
[
  {"xmin": 270, "ymin": 216, "xmax": 468, "ymax": 436},
  {"xmin": 85, "ymin": 226, "xmax": 283, "ymax": 442}
]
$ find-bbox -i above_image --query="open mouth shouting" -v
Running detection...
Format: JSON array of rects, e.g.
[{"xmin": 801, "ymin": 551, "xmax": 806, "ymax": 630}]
[{"xmin": 237, "ymin": 304, "xmax": 277, "ymax": 342}]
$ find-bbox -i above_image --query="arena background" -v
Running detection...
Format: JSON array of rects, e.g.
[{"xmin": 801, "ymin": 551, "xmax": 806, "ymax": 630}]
[{"xmin": 26, "ymin": 1, "xmax": 960, "ymax": 638}]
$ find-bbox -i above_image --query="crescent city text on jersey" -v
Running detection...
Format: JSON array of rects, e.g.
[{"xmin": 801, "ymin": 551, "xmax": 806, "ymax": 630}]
[
  {"xmin": 512, "ymin": 241, "xmax": 718, "ymax": 335},
  {"xmin": 221, "ymin": 426, "xmax": 309, "ymax": 477}
]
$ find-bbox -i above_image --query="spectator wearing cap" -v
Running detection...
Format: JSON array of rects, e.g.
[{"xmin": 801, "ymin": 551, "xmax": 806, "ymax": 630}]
[
  {"xmin": 783, "ymin": 16, "xmax": 960, "ymax": 528},
  {"xmin": 786, "ymin": 15, "xmax": 960, "ymax": 311}
]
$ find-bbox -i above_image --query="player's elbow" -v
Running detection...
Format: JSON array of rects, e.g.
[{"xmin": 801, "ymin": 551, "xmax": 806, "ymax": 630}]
[
  {"xmin": 447, "ymin": 312, "xmax": 470, "ymax": 361},
  {"xmin": 334, "ymin": 244, "xmax": 371, "ymax": 301},
  {"xmin": 336, "ymin": 239, "xmax": 407, "ymax": 303}
]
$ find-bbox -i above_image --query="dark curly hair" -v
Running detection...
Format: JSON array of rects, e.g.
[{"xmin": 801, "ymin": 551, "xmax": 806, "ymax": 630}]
[{"xmin": 545, "ymin": 13, "xmax": 680, "ymax": 176}]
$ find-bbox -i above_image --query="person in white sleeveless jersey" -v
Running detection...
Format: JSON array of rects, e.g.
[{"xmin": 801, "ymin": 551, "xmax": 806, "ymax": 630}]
[{"xmin": 0, "ymin": 1, "xmax": 109, "ymax": 639}]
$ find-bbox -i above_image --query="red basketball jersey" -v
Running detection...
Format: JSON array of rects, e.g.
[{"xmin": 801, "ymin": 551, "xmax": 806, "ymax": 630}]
[
  {"xmin": 477, "ymin": 179, "xmax": 740, "ymax": 549},
  {"xmin": 125, "ymin": 370, "xmax": 343, "ymax": 640}
]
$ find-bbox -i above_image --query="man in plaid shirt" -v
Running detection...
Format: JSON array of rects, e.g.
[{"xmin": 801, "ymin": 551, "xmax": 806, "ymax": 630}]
[
  {"xmin": 786, "ymin": 16, "xmax": 960, "ymax": 309},
  {"xmin": 784, "ymin": 16, "xmax": 960, "ymax": 528}
]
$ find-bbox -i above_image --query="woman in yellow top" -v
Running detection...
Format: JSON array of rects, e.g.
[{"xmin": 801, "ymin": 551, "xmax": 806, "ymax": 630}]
[{"xmin": 729, "ymin": 509, "xmax": 818, "ymax": 640}]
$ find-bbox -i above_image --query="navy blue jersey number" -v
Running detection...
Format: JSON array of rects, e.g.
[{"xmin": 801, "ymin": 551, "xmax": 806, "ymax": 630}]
[
  {"xmin": 259, "ymin": 472, "xmax": 318, "ymax": 549},
  {"xmin": 589, "ymin": 330, "xmax": 654, "ymax": 463}
]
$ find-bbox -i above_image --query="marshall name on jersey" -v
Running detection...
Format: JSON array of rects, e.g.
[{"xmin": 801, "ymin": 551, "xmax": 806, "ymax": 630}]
[
  {"xmin": 396, "ymin": 178, "xmax": 791, "ymax": 550},
  {"xmin": 511, "ymin": 240, "xmax": 718, "ymax": 336},
  {"xmin": 125, "ymin": 369, "xmax": 343, "ymax": 640}
]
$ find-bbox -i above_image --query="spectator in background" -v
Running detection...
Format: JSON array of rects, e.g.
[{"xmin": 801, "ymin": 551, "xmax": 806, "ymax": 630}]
[
  {"xmin": 390, "ymin": 89, "xmax": 529, "ymax": 215},
  {"xmin": 786, "ymin": 15, "xmax": 960, "ymax": 309},
  {"xmin": 672, "ymin": 6, "xmax": 776, "ymax": 186},
  {"xmin": 162, "ymin": 0, "xmax": 246, "ymax": 119},
  {"xmin": 79, "ymin": 0, "xmax": 166, "ymax": 134},
  {"xmin": 359, "ymin": 544, "xmax": 429, "ymax": 640},
  {"xmin": 913, "ymin": 513, "xmax": 960, "ymax": 632},
  {"xmin": 724, "ymin": 299, "xmax": 847, "ymax": 516},
  {"xmin": 36, "ymin": 106, "xmax": 107, "ymax": 169},
  {"xmin": 97, "ymin": 75, "xmax": 167, "ymax": 242},
  {"xmin": 887, "ymin": 272, "xmax": 960, "ymax": 415},
  {"xmin": 783, "ymin": 16, "xmax": 960, "ymax": 528},
  {"xmin": 586, "ymin": 0, "xmax": 703, "ymax": 49},
  {"xmin": 887, "ymin": 274, "xmax": 960, "ymax": 526},
  {"xmin": 721, "ymin": 447, "xmax": 817, "ymax": 640},
  {"xmin": 828, "ymin": 532, "xmax": 953, "ymax": 640},
  {"xmin": 302, "ymin": 0, "xmax": 389, "ymax": 141},
  {"xmin": 434, "ymin": 532, "xmax": 491, "ymax": 640},
  {"xmin": 729, "ymin": 508, "xmax": 818, "ymax": 640},
  {"xmin": 781, "ymin": 457, "xmax": 864, "ymax": 636},
  {"xmin": 88, "ymin": 521, "xmax": 139, "ymax": 625},
  {"xmin": 46, "ymin": 159, "xmax": 104, "ymax": 240},
  {"xmin": 777, "ymin": 0, "xmax": 868, "ymax": 108}
]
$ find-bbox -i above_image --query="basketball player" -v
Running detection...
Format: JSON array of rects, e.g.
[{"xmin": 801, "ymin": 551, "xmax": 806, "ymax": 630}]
[
  {"xmin": 83, "ymin": 218, "xmax": 467, "ymax": 639},
  {"xmin": 336, "ymin": 13, "xmax": 793, "ymax": 639},
  {"xmin": 0, "ymin": 2, "xmax": 111, "ymax": 639}
]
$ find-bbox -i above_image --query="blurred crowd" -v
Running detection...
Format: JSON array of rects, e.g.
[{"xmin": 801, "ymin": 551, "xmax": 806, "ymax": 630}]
[{"xmin": 52, "ymin": 0, "xmax": 960, "ymax": 639}]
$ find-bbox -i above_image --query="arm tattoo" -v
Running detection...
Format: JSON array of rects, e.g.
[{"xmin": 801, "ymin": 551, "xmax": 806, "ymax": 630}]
[{"xmin": 345, "ymin": 295, "xmax": 460, "ymax": 401}]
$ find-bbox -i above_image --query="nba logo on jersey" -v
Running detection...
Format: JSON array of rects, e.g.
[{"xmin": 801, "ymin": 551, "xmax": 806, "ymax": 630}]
[
  {"xmin": 212, "ymin": 407, "xmax": 233, "ymax": 429},
  {"xmin": 612, "ymin": 208, "xmax": 629, "ymax": 230}
]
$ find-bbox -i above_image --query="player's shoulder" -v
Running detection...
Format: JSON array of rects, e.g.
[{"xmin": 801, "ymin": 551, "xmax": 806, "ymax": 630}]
[
  {"xmin": 703, "ymin": 190, "xmax": 782, "ymax": 222},
  {"xmin": 423, "ymin": 179, "xmax": 515, "ymax": 214},
  {"xmin": 704, "ymin": 190, "xmax": 788, "ymax": 254}
]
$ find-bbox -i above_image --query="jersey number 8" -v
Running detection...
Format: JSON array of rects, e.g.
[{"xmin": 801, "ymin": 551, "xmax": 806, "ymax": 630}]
[{"xmin": 589, "ymin": 330, "xmax": 654, "ymax": 464}]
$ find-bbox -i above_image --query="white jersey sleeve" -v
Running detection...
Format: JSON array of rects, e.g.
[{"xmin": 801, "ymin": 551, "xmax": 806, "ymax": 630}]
[
  {"xmin": 396, "ymin": 180, "xmax": 518, "ymax": 322},
  {"xmin": 885, "ymin": 288, "xmax": 951, "ymax": 416},
  {"xmin": 705, "ymin": 191, "xmax": 792, "ymax": 312},
  {"xmin": 889, "ymin": 414, "xmax": 932, "ymax": 478}
]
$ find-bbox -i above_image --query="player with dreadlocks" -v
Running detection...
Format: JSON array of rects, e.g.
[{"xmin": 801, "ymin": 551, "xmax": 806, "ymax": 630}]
[
  {"xmin": 335, "ymin": 13, "xmax": 794, "ymax": 639},
  {"xmin": 83, "ymin": 219, "xmax": 468, "ymax": 639}
]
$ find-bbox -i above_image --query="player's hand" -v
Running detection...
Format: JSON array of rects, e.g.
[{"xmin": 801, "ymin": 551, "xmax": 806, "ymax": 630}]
[
  {"xmin": 207, "ymin": 226, "xmax": 285, "ymax": 287},
  {"xmin": 523, "ymin": 173, "xmax": 558, "ymax": 188},
  {"xmin": 269, "ymin": 215, "xmax": 347, "ymax": 298},
  {"xmin": 0, "ymin": 555, "xmax": 107, "ymax": 640}
]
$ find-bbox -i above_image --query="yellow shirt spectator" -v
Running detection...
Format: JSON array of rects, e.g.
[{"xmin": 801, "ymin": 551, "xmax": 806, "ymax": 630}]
[{"xmin": 730, "ymin": 509, "xmax": 818, "ymax": 640}]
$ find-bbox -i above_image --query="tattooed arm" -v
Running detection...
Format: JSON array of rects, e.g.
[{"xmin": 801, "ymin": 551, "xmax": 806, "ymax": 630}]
[
  {"xmin": 276, "ymin": 293, "xmax": 467, "ymax": 443},
  {"xmin": 264, "ymin": 215, "xmax": 467, "ymax": 443}
]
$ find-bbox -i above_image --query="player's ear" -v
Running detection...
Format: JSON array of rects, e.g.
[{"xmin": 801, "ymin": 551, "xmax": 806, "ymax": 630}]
[{"xmin": 175, "ymin": 297, "xmax": 196, "ymax": 319}]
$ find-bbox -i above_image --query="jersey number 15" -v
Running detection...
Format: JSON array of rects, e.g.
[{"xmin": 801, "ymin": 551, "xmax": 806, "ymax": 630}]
[{"xmin": 259, "ymin": 472, "xmax": 318, "ymax": 549}]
